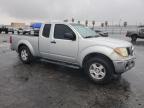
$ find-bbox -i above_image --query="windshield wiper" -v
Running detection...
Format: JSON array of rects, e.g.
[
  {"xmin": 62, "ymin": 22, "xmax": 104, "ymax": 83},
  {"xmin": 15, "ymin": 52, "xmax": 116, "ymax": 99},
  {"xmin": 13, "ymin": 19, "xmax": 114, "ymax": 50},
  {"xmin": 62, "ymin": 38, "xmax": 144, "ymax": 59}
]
[{"xmin": 85, "ymin": 35, "xmax": 100, "ymax": 38}]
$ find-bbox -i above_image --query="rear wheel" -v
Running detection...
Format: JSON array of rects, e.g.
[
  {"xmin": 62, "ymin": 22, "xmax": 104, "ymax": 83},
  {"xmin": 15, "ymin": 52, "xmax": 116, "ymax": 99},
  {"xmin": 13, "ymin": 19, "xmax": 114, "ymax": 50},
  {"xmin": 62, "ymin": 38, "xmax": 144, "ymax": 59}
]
[
  {"xmin": 19, "ymin": 46, "xmax": 33, "ymax": 64},
  {"xmin": 84, "ymin": 57, "xmax": 114, "ymax": 84},
  {"xmin": 131, "ymin": 35, "xmax": 137, "ymax": 43}
]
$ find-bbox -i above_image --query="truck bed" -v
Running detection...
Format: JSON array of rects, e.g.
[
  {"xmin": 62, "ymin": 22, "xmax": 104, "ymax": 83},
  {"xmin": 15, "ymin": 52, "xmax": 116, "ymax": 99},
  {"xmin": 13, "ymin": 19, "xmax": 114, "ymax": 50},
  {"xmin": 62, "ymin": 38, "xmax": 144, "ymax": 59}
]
[{"xmin": 11, "ymin": 35, "xmax": 39, "ymax": 56}]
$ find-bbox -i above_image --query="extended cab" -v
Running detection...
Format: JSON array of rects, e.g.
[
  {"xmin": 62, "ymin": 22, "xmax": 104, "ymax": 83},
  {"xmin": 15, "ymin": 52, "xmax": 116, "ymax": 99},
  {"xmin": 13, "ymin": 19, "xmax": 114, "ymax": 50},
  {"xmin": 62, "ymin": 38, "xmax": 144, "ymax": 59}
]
[{"xmin": 11, "ymin": 22, "xmax": 135, "ymax": 84}]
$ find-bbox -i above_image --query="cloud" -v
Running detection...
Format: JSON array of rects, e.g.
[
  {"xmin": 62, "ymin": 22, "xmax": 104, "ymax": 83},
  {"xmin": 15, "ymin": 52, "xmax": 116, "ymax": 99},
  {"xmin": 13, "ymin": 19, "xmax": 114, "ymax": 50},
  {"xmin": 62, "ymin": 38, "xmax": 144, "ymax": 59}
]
[{"xmin": 0, "ymin": 0, "xmax": 143, "ymax": 24}]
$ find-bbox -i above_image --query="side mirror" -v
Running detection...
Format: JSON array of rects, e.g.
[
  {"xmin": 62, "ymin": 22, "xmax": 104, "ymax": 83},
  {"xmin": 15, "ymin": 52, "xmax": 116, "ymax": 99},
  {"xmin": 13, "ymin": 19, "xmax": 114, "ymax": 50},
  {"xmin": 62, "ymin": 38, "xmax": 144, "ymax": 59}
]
[{"xmin": 64, "ymin": 33, "xmax": 76, "ymax": 40}]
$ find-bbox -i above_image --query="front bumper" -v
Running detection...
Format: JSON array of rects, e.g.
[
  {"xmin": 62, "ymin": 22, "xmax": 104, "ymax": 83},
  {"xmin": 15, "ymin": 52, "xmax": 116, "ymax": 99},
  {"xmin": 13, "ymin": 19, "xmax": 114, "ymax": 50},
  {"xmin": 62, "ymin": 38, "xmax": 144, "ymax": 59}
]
[{"xmin": 113, "ymin": 56, "xmax": 136, "ymax": 74}]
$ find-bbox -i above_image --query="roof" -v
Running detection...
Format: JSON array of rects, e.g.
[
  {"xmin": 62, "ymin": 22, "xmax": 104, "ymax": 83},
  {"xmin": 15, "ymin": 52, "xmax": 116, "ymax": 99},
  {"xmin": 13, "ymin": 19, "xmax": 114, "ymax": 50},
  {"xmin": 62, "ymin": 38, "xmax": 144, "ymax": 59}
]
[{"xmin": 44, "ymin": 20, "xmax": 79, "ymax": 24}]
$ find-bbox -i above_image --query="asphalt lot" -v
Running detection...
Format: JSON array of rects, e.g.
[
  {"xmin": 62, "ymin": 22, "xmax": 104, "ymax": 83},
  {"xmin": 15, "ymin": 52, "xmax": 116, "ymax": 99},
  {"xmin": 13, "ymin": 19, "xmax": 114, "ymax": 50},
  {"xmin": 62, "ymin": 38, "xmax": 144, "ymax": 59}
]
[{"xmin": 0, "ymin": 33, "xmax": 144, "ymax": 108}]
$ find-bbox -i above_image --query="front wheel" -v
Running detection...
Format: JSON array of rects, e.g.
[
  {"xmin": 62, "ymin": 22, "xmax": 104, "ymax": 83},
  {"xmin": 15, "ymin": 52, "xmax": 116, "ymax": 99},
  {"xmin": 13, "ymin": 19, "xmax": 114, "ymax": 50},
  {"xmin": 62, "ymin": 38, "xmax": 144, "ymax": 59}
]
[
  {"xmin": 84, "ymin": 57, "xmax": 114, "ymax": 84},
  {"xmin": 19, "ymin": 46, "xmax": 33, "ymax": 64}
]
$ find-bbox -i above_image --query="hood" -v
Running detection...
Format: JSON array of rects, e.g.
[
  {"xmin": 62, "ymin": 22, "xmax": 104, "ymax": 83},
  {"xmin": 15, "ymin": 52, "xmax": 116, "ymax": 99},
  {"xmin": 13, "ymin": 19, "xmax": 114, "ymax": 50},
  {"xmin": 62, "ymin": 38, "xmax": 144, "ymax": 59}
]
[{"xmin": 87, "ymin": 37, "xmax": 132, "ymax": 48}]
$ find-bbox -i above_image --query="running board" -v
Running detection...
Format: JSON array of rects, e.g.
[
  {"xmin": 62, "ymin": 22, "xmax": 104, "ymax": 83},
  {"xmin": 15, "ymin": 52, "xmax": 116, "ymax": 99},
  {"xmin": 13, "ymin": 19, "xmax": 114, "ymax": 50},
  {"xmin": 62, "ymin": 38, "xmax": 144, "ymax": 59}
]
[{"xmin": 40, "ymin": 59, "xmax": 80, "ymax": 69}]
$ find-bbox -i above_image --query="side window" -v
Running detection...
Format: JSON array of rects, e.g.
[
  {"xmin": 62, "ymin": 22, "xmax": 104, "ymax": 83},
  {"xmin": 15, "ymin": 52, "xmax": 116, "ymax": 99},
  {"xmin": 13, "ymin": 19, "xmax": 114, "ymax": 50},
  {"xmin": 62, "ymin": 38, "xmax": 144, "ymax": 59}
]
[
  {"xmin": 42, "ymin": 24, "xmax": 51, "ymax": 37},
  {"xmin": 54, "ymin": 24, "xmax": 75, "ymax": 40}
]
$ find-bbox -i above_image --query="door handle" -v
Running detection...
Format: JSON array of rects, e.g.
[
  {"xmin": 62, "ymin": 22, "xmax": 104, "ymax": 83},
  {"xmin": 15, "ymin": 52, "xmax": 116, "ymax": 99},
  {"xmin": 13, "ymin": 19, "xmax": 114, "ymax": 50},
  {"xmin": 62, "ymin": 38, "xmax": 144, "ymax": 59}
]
[{"xmin": 51, "ymin": 40, "xmax": 56, "ymax": 44}]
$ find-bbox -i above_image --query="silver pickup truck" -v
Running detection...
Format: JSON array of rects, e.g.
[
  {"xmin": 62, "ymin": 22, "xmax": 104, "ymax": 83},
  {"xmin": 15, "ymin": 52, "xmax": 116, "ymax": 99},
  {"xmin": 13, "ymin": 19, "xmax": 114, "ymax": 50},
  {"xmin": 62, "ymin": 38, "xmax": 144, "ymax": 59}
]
[{"xmin": 11, "ymin": 22, "xmax": 135, "ymax": 84}]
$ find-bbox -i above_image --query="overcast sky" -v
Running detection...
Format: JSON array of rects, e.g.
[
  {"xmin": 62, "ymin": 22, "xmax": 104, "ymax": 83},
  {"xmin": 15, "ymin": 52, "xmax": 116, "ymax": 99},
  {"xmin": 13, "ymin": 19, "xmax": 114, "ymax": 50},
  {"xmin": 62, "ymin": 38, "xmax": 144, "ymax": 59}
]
[{"xmin": 0, "ymin": 0, "xmax": 143, "ymax": 25}]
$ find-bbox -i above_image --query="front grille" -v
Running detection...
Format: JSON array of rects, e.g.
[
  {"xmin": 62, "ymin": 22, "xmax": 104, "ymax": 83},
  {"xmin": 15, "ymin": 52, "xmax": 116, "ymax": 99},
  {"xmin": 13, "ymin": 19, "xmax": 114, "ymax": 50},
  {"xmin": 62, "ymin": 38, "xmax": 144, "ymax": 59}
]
[{"xmin": 127, "ymin": 47, "xmax": 133, "ymax": 56}]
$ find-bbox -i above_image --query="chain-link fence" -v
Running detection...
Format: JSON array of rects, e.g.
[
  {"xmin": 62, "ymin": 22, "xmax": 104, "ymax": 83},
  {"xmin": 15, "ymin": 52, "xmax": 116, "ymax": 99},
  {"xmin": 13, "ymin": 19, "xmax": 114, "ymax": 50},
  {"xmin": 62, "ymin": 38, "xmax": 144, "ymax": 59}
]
[{"xmin": 94, "ymin": 25, "xmax": 137, "ymax": 35}]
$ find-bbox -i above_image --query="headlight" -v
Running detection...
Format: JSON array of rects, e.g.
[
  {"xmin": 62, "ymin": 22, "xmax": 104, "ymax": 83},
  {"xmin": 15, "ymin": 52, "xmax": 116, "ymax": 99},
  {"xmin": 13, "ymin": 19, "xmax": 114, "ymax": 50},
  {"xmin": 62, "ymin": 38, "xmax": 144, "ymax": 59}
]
[{"xmin": 114, "ymin": 48, "xmax": 128, "ymax": 57}]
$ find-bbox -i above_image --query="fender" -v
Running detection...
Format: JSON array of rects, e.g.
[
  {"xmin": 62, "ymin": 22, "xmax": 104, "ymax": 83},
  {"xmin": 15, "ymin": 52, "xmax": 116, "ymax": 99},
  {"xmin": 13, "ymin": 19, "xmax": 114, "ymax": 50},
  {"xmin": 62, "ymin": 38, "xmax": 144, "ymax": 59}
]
[
  {"xmin": 129, "ymin": 32, "xmax": 138, "ymax": 37},
  {"xmin": 78, "ymin": 45, "xmax": 114, "ymax": 67},
  {"xmin": 131, "ymin": 33, "xmax": 138, "ymax": 36},
  {"xmin": 17, "ymin": 40, "xmax": 36, "ymax": 56}
]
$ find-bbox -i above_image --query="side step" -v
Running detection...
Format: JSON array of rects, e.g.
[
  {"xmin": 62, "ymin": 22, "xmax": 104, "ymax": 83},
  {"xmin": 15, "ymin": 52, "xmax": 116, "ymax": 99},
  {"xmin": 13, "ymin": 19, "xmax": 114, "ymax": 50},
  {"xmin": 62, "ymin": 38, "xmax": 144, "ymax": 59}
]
[{"xmin": 40, "ymin": 59, "xmax": 80, "ymax": 69}]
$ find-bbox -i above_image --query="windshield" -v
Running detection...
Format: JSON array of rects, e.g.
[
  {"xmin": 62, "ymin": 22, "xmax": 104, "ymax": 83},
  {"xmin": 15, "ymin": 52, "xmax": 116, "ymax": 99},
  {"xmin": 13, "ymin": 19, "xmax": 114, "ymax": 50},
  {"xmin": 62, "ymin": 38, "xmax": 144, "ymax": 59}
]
[{"xmin": 71, "ymin": 24, "xmax": 99, "ymax": 38}]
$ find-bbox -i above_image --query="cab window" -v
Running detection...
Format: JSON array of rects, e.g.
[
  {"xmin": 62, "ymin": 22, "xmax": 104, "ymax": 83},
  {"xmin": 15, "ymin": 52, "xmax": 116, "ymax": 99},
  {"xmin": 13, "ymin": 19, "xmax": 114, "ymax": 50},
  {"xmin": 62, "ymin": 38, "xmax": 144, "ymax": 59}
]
[
  {"xmin": 54, "ymin": 24, "xmax": 75, "ymax": 40},
  {"xmin": 42, "ymin": 24, "xmax": 51, "ymax": 37}
]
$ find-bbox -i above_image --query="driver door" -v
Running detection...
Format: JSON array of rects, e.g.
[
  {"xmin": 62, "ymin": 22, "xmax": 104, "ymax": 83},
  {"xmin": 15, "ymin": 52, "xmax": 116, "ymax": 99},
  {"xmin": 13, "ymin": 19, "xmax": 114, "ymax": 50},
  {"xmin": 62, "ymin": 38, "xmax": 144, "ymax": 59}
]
[{"xmin": 49, "ymin": 24, "xmax": 78, "ymax": 64}]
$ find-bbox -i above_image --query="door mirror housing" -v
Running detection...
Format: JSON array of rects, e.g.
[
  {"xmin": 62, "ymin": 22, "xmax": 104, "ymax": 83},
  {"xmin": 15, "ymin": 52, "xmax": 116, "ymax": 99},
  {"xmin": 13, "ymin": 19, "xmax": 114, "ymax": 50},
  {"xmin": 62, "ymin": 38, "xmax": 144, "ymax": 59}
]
[{"xmin": 64, "ymin": 33, "xmax": 76, "ymax": 40}]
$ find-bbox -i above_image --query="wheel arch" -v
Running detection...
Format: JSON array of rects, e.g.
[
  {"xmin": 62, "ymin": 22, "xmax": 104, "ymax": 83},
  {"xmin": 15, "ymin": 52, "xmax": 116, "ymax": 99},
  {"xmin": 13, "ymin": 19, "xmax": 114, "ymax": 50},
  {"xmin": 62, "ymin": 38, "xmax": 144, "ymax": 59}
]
[
  {"xmin": 82, "ymin": 52, "xmax": 115, "ymax": 71},
  {"xmin": 131, "ymin": 34, "xmax": 138, "ymax": 37},
  {"xmin": 17, "ymin": 41, "xmax": 35, "ymax": 56}
]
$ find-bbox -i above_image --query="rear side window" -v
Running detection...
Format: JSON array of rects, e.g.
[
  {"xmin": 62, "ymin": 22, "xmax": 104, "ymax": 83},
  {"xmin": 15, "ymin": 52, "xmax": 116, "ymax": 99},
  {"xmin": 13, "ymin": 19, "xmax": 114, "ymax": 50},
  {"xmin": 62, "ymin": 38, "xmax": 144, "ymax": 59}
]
[
  {"xmin": 42, "ymin": 24, "xmax": 51, "ymax": 37},
  {"xmin": 54, "ymin": 24, "xmax": 75, "ymax": 40}
]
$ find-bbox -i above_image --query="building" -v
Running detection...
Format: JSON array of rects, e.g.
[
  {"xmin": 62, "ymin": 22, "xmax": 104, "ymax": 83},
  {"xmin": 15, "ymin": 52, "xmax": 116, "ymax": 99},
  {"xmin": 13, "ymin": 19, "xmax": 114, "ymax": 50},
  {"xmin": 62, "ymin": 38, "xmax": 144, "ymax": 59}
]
[{"xmin": 11, "ymin": 22, "xmax": 26, "ymax": 28}]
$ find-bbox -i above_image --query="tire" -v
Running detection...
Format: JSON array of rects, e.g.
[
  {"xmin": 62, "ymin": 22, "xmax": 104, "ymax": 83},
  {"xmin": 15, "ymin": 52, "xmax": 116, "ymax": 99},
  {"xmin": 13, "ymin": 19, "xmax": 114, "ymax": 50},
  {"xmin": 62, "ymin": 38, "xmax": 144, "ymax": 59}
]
[
  {"xmin": 5, "ymin": 31, "xmax": 8, "ymax": 34},
  {"xmin": 84, "ymin": 57, "xmax": 114, "ymax": 84},
  {"xmin": 23, "ymin": 32, "xmax": 25, "ymax": 35},
  {"xmin": 19, "ymin": 46, "xmax": 33, "ymax": 64},
  {"xmin": 131, "ymin": 35, "xmax": 137, "ymax": 43}
]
